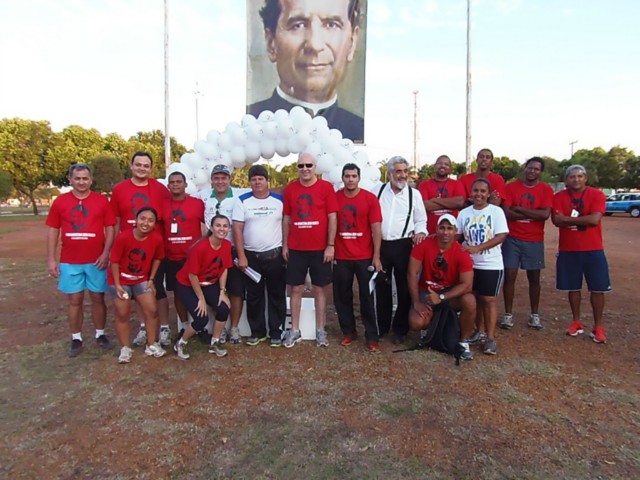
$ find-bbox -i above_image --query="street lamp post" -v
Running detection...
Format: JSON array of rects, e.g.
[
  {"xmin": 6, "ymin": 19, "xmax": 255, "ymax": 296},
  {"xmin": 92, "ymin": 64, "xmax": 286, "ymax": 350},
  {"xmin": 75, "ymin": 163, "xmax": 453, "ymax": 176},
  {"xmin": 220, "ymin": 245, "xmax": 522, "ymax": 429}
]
[{"xmin": 569, "ymin": 140, "xmax": 578, "ymax": 159}]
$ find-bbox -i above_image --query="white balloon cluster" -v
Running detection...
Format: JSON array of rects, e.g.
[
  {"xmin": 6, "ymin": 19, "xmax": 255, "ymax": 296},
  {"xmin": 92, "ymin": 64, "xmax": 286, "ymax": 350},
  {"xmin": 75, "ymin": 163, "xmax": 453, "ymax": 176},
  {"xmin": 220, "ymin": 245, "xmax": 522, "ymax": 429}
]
[{"xmin": 163, "ymin": 106, "xmax": 382, "ymax": 193}]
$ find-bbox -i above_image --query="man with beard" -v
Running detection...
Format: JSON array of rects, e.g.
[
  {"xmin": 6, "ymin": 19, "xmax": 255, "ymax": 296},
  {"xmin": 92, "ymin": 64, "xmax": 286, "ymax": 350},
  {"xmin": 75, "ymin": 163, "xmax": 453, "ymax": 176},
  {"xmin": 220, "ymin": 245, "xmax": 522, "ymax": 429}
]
[
  {"xmin": 373, "ymin": 156, "xmax": 427, "ymax": 344},
  {"xmin": 500, "ymin": 157, "xmax": 554, "ymax": 330}
]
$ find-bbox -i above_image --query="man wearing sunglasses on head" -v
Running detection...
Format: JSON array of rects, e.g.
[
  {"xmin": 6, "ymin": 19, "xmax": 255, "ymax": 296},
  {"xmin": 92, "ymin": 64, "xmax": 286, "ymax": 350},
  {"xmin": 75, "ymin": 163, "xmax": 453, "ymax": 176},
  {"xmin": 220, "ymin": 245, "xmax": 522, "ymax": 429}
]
[
  {"xmin": 407, "ymin": 214, "xmax": 477, "ymax": 361},
  {"xmin": 282, "ymin": 153, "xmax": 338, "ymax": 348},
  {"xmin": 193, "ymin": 164, "xmax": 250, "ymax": 344}
]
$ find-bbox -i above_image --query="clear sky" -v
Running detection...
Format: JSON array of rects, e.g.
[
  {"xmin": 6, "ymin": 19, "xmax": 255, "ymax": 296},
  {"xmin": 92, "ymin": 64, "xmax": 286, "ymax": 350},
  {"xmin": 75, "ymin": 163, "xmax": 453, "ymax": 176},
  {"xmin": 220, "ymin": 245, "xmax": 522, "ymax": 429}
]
[{"xmin": 1, "ymin": 0, "xmax": 638, "ymax": 168}]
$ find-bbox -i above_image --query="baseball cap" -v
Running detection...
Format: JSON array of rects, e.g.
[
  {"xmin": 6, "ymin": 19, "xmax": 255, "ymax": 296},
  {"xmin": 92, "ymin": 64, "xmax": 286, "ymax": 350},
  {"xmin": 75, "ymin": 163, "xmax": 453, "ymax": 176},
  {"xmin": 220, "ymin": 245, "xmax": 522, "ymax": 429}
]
[
  {"xmin": 211, "ymin": 164, "xmax": 231, "ymax": 176},
  {"xmin": 437, "ymin": 214, "xmax": 457, "ymax": 226}
]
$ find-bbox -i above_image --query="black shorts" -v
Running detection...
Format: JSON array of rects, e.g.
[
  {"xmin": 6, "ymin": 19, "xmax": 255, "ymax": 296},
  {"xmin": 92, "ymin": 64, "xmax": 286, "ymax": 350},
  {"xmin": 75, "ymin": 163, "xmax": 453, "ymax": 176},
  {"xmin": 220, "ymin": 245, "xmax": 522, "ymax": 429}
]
[
  {"xmin": 286, "ymin": 249, "xmax": 332, "ymax": 287},
  {"xmin": 226, "ymin": 265, "xmax": 245, "ymax": 298},
  {"xmin": 164, "ymin": 259, "xmax": 186, "ymax": 292},
  {"xmin": 472, "ymin": 268, "xmax": 504, "ymax": 297}
]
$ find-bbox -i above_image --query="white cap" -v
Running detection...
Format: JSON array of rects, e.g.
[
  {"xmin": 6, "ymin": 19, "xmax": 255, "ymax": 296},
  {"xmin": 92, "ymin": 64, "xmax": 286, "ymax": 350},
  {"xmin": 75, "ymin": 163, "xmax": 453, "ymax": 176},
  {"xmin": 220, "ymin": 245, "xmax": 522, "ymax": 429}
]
[{"xmin": 437, "ymin": 213, "xmax": 457, "ymax": 226}]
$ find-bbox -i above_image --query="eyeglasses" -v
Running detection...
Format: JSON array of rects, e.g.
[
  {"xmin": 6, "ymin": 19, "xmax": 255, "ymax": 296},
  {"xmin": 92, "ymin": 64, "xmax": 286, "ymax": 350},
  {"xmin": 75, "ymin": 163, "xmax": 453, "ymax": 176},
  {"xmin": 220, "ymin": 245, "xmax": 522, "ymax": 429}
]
[{"xmin": 297, "ymin": 163, "xmax": 314, "ymax": 169}]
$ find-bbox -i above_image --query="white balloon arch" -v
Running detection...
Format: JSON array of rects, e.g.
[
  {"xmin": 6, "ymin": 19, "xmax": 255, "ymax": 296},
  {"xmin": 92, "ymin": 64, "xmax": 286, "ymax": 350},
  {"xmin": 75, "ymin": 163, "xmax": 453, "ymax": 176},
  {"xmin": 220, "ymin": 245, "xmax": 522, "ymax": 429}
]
[{"xmin": 163, "ymin": 106, "xmax": 382, "ymax": 193}]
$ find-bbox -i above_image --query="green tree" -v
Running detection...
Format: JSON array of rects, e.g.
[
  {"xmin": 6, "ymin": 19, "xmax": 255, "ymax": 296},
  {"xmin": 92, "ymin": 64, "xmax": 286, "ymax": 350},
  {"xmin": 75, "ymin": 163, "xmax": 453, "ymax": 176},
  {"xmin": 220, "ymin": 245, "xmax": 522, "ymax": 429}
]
[
  {"xmin": 127, "ymin": 130, "xmax": 188, "ymax": 179},
  {"xmin": 0, "ymin": 118, "xmax": 64, "ymax": 215},
  {"xmin": 620, "ymin": 156, "xmax": 640, "ymax": 189},
  {"xmin": 539, "ymin": 156, "xmax": 562, "ymax": 184},
  {"xmin": 50, "ymin": 125, "xmax": 106, "ymax": 186},
  {"xmin": 416, "ymin": 163, "xmax": 434, "ymax": 181},
  {"xmin": 491, "ymin": 156, "xmax": 521, "ymax": 182},
  {"xmin": 91, "ymin": 156, "xmax": 125, "ymax": 194},
  {"xmin": 561, "ymin": 147, "xmax": 621, "ymax": 188},
  {"xmin": 103, "ymin": 132, "xmax": 131, "ymax": 170},
  {"xmin": 0, "ymin": 170, "xmax": 13, "ymax": 202}
]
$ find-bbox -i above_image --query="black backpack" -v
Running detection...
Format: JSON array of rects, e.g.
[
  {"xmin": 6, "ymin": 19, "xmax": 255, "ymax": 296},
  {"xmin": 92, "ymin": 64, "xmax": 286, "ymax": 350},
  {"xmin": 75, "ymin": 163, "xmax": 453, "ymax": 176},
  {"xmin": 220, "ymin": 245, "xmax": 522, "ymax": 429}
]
[{"xmin": 394, "ymin": 301, "xmax": 465, "ymax": 365}]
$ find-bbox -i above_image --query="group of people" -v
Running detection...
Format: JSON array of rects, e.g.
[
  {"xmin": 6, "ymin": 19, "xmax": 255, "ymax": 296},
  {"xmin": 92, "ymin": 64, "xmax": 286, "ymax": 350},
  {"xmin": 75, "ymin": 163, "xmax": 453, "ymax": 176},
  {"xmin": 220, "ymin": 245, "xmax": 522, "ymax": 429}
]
[{"xmin": 46, "ymin": 148, "xmax": 611, "ymax": 364}]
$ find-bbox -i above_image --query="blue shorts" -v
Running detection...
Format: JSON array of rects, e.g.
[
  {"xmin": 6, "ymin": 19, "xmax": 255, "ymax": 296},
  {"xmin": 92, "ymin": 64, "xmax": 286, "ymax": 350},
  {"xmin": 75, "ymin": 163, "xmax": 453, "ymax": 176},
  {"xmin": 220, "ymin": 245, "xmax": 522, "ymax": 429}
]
[
  {"xmin": 502, "ymin": 237, "xmax": 545, "ymax": 270},
  {"xmin": 59, "ymin": 263, "xmax": 107, "ymax": 294},
  {"xmin": 107, "ymin": 282, "xmax": 154, "ymax": 300},
  {"xmin": 286, "ymin": 250, "xmax": 332, "ymax": 287},
  {"xmin": 556, "ymin": 250, "xmax": 612, "ymax": 293}
]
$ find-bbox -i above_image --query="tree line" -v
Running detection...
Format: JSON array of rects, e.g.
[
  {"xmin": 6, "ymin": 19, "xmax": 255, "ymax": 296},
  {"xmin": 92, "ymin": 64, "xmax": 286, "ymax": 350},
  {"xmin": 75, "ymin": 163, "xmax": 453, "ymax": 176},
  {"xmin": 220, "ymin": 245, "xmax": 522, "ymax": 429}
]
[{"xmin": 1, "ymin": 118, "xmax": 638, "ymax": 214}]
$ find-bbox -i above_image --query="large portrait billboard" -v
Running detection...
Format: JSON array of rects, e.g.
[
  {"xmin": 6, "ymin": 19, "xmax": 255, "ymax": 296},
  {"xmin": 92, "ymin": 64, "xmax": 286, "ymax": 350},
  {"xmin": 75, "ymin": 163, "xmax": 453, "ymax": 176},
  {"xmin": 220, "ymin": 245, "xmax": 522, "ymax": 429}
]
[{"xmin": 247, "ymin": 0, "xmax": 367, "ymax": 144}]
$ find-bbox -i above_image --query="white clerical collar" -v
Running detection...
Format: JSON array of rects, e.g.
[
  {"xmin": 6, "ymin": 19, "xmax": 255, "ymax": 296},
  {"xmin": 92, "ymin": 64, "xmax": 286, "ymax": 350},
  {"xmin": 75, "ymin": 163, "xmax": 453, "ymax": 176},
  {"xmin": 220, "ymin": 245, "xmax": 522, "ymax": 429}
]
[{"xmin": 276, "ymin": 86, "xmax": 337, "ymax": 115}]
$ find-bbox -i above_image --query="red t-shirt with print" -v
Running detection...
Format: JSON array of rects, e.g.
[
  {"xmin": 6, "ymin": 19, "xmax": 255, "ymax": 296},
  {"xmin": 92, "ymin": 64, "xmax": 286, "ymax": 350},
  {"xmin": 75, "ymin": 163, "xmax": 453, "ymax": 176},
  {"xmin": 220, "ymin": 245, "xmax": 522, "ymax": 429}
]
[
  {"xmin": 161, "ymin": 196, "xmax": 205, "ymax": 260},
  {"xmin": 459, "ymin": 172, "xmax": 506, "ymax": 201},
  {"xmin": 176, "ymin": 238, "xmax": 233, "ymax": 286},
  {"xmin": 46, "ymin": 191, "xmax": 116, "ymax": 264},
  {"xmin": 418, "ymin": 178, "xmax": 466, "ymax": 235},
  {"xmin": 110, "ymin": 178, "xmax": 169, "ymax": 232},
  {"xmin": 108, "ymin": 230, "xmax": 165, "ymax": 285},
  {"xmin": 410, "ymin": 237, "xmax": 474, "ymax": 292},
  {"xmin": 503, "ymin": 180, "xmax": 554, "ymax": 242},
  {"xmin": 283, "ymin": 179, "xmax": 338, "ymax": 251},
  {"xmin": 335, "ymin": 189, "xmax": 383, "ymax": 261},
  {"xmin": 553, "ymin": 187, "xmax": 605, "ymax": 251}
]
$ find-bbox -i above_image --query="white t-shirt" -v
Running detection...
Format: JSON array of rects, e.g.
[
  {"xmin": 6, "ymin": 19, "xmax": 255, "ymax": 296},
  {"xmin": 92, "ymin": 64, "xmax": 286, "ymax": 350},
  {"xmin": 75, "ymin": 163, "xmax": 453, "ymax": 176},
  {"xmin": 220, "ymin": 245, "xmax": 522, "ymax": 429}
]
[
  {"xmin": 232, "ymin": 191, "xmax": 283, "ymax": 252},
  {"xmin": 193, "ymin": 186, "xmax": 250, "ymax": 244},
  {"xmin": 456, "ymin": 203, "xmax": 509, "ymax": 270}
]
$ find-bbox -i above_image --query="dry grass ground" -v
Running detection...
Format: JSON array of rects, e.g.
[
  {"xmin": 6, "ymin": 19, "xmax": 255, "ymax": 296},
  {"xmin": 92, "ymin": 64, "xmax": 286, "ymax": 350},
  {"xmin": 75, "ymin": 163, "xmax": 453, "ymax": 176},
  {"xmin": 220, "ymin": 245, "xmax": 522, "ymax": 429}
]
[{"xmin": 0, "ymin": 217, "xmax": 639, "ymax": 479}]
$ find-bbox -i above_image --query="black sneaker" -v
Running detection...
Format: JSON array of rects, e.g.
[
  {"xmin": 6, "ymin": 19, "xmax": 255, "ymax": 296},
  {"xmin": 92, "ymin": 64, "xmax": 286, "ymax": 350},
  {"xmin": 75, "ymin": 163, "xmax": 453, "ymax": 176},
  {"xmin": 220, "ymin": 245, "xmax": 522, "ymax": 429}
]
[
  {"xmin": 463, "ymin": 329, "xmax": 481, "ymax": 344},
  {"xmin": 67, "ymin": 339, "xmax": 83, "ymax": 357},
  {"xmin": 95, "ymin": 335, "xmax": 114, "ymax": 350}
]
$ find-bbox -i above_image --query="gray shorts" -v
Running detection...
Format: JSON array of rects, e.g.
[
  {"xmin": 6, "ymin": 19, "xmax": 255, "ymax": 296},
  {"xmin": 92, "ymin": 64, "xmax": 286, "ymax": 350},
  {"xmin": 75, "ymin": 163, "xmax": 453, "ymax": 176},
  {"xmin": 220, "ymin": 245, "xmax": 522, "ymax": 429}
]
[{"xmin": 502, "ymin": 236, "xmax": 545, "ymax": 270}]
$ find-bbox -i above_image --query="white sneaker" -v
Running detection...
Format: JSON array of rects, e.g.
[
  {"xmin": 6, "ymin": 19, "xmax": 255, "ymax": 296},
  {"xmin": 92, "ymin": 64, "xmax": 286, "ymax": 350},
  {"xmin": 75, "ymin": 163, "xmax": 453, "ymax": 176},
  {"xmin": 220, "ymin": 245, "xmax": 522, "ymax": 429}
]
[
  {"xmin": 219, "ymin": 328, "xmax": 228, "ymax": 344},
  {"xmin": 132, "ymin": 328, "xmax": 147, "ymax": 346},
  {"xmin": 159, "ymin": 327, "xmax": 171, "ymax": 346},
  {"xmin": 229, "ymin": 327, "xmax": 242, "ymax": 344},
  {"xmin": 173, "ymin": 341, "xmax": 190, "ymax": 360},
  {"xmin": 118, "ymin": 346, "xmax": 133, "ymax": 364},
  {"xmin": 144, "ymin": 342, "xmax": 167, "ymax": 358},
  {"xmin": 316, "ymin": 329, "xmax": 329, "ymax": 347},
  {"xmin": 499, "ymin": 313, "xmax": 514, "ymax": 330}
]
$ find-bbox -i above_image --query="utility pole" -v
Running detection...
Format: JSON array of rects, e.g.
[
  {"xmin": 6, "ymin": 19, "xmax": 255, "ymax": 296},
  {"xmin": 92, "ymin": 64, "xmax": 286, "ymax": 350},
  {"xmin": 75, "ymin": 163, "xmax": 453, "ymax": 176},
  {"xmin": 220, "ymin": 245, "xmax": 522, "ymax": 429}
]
[
  {"xmin": 194, "ymin": 82, "xmax": 201, "ymax": 140},
  {"xmin": 163, "ymin": 0, "xmax": 170, "ymax": 168},
  {"xmin": 412, "ymin": 90, "xmax": 419, "ymax": 171},
  {"xmin": 569, "ymin": 140, "xmax": 578, "ymax": 159},
  {"xmin": 465, "ymin": 0, "xmax": 472, "ymax": 173}
]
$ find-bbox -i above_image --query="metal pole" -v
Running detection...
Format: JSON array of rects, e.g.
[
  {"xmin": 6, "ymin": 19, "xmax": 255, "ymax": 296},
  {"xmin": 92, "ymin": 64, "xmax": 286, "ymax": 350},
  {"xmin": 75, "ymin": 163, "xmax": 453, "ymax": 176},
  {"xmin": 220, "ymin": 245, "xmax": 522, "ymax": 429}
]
[
  {"xmin": 465, "ymin": 0, "xmax": 472, "ymax": 173},
  {"xmin": 569, "ymin": 140, "xmax": 578, "ymax": 159},
  {"xmin": 164, "ymin": 0, "xmax": 171, "ymax": 168},
  {"xmin": 412, "ymin": 90, "xmax": 419, "ymax": 171}
]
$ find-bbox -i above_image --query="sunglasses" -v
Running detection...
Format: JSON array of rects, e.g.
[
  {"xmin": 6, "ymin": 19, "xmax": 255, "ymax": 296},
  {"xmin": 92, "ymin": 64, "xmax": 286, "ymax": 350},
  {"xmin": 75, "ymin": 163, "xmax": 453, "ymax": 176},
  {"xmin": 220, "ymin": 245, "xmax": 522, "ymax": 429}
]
[
  {"xmin": 436, "ymin": 252, "xmax": 445, "ymax": 267},
  {"xmin": 297, "ymin": 163, "xmax": 314, "ymax": 169},
  {"xmin": 215, "ymin": 202, "xmax": 221, "ymax": 213}
]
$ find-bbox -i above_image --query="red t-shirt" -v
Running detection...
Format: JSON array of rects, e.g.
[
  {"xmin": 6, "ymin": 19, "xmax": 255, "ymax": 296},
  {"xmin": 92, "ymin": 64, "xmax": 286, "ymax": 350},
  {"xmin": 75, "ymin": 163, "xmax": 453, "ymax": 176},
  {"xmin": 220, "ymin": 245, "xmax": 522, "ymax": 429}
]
[
  {"xmin": 410, "ymin": 237, "xmax": 474, "ymax": 292},
  {"xmin": 459, "ymin": 172, "xmax": 506, "ymax": 200},
  {"xmin": 553, "ymin": 187, "xmax": 605, "ymax": 252},
  {"xmin": 418, "ymin": 178, "xmax": 466, "ymax": 235},
  {"xmin": 283, "ymin": 179, "xmax": 338, "ymax": 251},
  {"xmin": 503, "ymin": 180, "xmax": 554, "ymax": 242},
  {"xmin": 108, "ymin": 230, "xmax": 165, "ymax": 286},
  {"xmin": 161, "ymin": 196, "xmax": 205, "ymax": 261},
  {"xmin": 110, "ymin": 178, "xmax": 170, "ymax": 232},
  {"xmin": 176, "ymin": 238, "xmax": 233, "ymax": 286},
  {"xmin": 335, "ymin": 189, "xmax": 383, "ymax": 261},
  {"xmin": 46, "ymin": 191, "xmax": 116, "ymax": 264}
]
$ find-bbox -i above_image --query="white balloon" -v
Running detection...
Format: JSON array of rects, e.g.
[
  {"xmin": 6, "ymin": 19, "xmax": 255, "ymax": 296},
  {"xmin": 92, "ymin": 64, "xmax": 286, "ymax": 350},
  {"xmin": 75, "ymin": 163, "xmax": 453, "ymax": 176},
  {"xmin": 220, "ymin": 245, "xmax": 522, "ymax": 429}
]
[
  {"xmin": 315, "ymin": 152, "xmax": 334, "ymax": 174},
  {"xmin": 310, "ymin": 123, "xmax": 331, "ymax": 143},
  {"xmin": 334, "ymin": 148, "xmax": 352, "ymax": 166},
  {"xmin": 246, "ymin": 122, "xmax": 264, "ymax": 142},
  {"xmin": 353, "ymin": 150, "xmax": 369, "ymax": 167},
  {"xmin": 329, "ymin": 128, "xmax": 343, "ymax": 142},
  {"xmin": 230, "ymin": 146, "xmax": 246, "ymax": 166},
  {"xmin": 359, "ymin": 178, "xmax": 375, "ymax": 192},
  {"xmin": 289, "ymin": 106, "xmax": 307, "ymax": 122},
  {"xmin": 257, "ymin": 110, "xmax": 275, "ymax": 123},
  {"xmin": 273, "ymin": 109, "xmax": 290, "ymax": 122},
  {"xmin": 194, "ymin": 140, "xmax": 218, "ymax": 160},
  {"xmin": 193, "ymin": 169, "xmax": 209, "ymax": 187},
  {"xmin": 276, "ymin": 117, "xmax": 295, "ymax": 139},
  {"xmin": 296, "ymin": 129, "xmax": 312, "ymax": 149},
  {"xmin": 339, "ymin": 138, "xmax": 355, "ymax": 153},
  {"xmin": 287, "ymin": 135, "xmax": 303, "ymax": 154},
  {"xmin": 217, "ymin": 133, "xmax": 232, "ymax": 151},
  {"xmin": 365, "ymin": 165, "xmax": 382, "ymax": 183},
  {"xmin": 186, "ymin": 182, "xmax": 198, "ymax": 195},
  {"xmin": 206, "ymin": 129, "xmax": 221, "ymax": 144},
  {"xmin": 179, "ymin": 153, "xmax": 191, "ymax": 164},
  {"xmin": 275, "ymin": 137, "xmax": 290, "ymax": 157},
  {"xmin": 262, "ymin": 120, "xmax": 278, "ymax": 140},
  {"xmin": 157, "ymin": 177, "xmax": 168, "ymax": 186},
  {"xmin": 245, "ymin": 142, "xmax": 262, "ymax": 163},
  {"xmin": 225, "ymin": 121, "xmax": 242, "ymax": 134},
  {"xmin": 261, "ymin": 139, "xmax": 276, "ymax": 159},
  {"xmin": 240, "ymin": 114, "xmax": 257, "ymax": 128},
  {"xmin": 220, "ymin": 151, "xmax": 232, "ymax": 166},
  {"xmin": 328, "ymin": 165, "xmax": 343, "ymax": 185},
  {"xmin": 184, "ymin": 152, "xmax": 206, "ymax": 170},
  {"xmin": 311, "ymin": 115, "xmax": 329, "ymax": 130},
  {"xmin": 304, "ymin": 141, "xmax": 323, "ymax": 159},
  {"xmin": 230, "ymin": 128, "xmax": 247, "ymax": 147}
]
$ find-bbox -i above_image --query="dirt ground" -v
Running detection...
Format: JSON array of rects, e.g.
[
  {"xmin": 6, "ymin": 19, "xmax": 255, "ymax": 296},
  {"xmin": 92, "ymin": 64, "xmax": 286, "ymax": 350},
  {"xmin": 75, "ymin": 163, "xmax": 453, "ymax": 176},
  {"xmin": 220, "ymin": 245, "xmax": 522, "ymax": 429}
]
[{"xmin": 0, "ymin": 216, "xmax": 639, "ymax": 479}]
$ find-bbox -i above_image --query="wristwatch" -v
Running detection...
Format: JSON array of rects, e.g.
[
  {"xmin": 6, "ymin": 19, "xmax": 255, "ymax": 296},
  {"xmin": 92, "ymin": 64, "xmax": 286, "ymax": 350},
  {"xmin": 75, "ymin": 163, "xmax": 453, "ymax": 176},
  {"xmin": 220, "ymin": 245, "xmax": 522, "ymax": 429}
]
[{"xmin": 439, "ymin": 293, "xmax": 446, "ymax": 301}]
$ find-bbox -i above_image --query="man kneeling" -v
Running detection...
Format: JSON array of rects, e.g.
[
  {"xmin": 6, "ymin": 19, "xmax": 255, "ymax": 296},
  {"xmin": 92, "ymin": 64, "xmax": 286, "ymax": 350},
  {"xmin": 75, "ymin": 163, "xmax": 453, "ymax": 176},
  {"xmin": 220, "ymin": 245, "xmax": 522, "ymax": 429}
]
[{"xmin": 408, "ymin": 214, "xmax": 476, "ymax": 360}]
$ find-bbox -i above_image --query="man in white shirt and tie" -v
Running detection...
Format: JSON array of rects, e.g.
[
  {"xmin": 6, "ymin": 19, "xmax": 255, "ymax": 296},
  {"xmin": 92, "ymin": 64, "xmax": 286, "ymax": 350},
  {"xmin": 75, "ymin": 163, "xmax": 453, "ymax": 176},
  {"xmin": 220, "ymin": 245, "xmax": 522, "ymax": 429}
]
[{"xmin": 373, "ymin": 156, "xmax": 428, "ymax": 344}]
